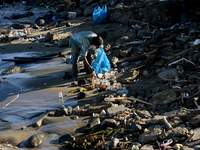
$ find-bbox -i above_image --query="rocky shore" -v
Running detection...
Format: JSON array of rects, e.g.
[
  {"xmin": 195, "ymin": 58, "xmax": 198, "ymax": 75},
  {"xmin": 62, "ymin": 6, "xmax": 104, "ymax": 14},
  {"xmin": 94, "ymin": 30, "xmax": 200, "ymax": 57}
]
[{"xmin": 1, "ymin": 0, "xmax": 200, "ymax": 150}]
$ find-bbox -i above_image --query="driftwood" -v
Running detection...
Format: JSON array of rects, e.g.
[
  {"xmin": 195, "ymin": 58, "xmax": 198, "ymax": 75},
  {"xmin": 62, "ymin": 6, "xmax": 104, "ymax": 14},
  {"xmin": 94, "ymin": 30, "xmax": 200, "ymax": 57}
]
[{"xmin": 114, "ymin": 96, "xmax": 153, "ymax": 106}]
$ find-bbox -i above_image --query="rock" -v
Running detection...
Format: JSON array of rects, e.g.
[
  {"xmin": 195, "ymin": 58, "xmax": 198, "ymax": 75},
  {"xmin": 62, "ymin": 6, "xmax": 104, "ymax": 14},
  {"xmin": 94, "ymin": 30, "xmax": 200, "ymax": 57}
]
[
  {"xmin": 0, "ymin": 130, "xmax": 31, "ymax": 146},
  {"xmin": 108, "ymin": 138, "xmax": 119, "ymax": 147},
  {"xmin": 131, "ymin": 142, "xmax": 142, "ymax": 149},
  {"xmin": 1, "ymin": 66, "xmax": 20, "ymax": 75},
  {"xmin": 101, "ymin": 119, "xmax": 117, "ymax": 127},
  {"xmin": 160, "ymin": 127, "xmax": 189, "ymax": 140},
  {"xmin": 0, "ymin": 144, "xmax": 20, "ymax": 150},
  {"xmin": 140, "ymin": 144, "xmax": 154, "ymax": 150},
  {"xmin": 32, "ymin": 24, "xmax": 39, "ymax": 29},
  {"xmin": 136, "ymin": 110, "xmax": 152, "ymax": 119},
  {"xmin": 84, "ymin": 6, "xmax": 93, "ymax": 16},
  {"xmin": 9, "ymin": 24, "xmax": 26, "ymax": 29},
  {"xmin": 116, "ymin": 70, "xmax": 140, "ymax": 84},
  {"xmin": 56, "ymin": 7, "xmax": 65, "ymax": 13},
  {"xmin": 42, "ymin": 117, "xmax": 68, "ymax": 125},
  {"xmin": 75, "ymin": 9, "xmax": 83, "ymax": 16},
  {"xmin": 174, "ymin": 107, "xmax": 200, "ymax": 122},
  {"xmin": 137, "ymin": 30, "xmax": 151, "ymax": 39},
  {"xmin": 107, "ymin": 105, "xmax": 131, "ymax": 117},
  {"xmin": 150, "ymin": 90, "xmax": 177, "ymax": 105},
  {"xmin": 189, "ymin": 114, "xmax": 200, "ymax": 128},
  {"xmin": 158, "ymin": 68, "xmax": 178, "ymax": 80},
  {"xmin": 111, "ymin": 57, "xmax": 119, "ymax": 65},
  {"xmin": 86, "ymin": 118, "xmax": 101, "ymax": 129},
  {"xmin": 126, "ymin": 123, "xmax": 143, "ymax": 132},
  {"xmin": 153, "ymin": 29, "xmax": 162, "ymax": 41},
  {"xmin": 24, "ymin": 133, "xmax": 46, "ymax": 148},
  {"xmin": 68, "ymin": 12, "xmax": 77, "ymax": 19},
  {"xmin": 44, "ymin": 32, "xmax": 58, "ymax": 42},
  {"xmin": 138, "ymin": 127, "xmax": 162, "ymax": 143},
  {"xmin": 36, "ymin": 19, "xmax": 45, "ymax": 26},
  {"xmin": 193, "ymin": 145, "xmax": 200, "ymax": 150},
  {"xmin": 170, "ymin": 116, "xmax": 184, "ymax": 128},
  {"xmin": 58, "ymin": 38, "xmax": 70, "ymax": 47},
  {"xmin": 54, "ymin": 107, "xmax": 68, "ymax": 116},
  {"xmin": 146, "ymin": 115, "xmax": 165, "ymax": 125},
  {"xmin": 58, "ymin": 133, "xmax": 75, "ymax": 144},
  {"xmin": 185, "ymin": 139, "xmax": 200, "ymax": 148},
  {"xmin": 0, "ymin": 123, "xmax": 12, "ymax": 130},
  {"xmin": 116, "ymin": 36, "xmax": 129, "ymax": 45},
  {"xmin": 32, "ymin": 111, "xmax": 50, "ymax": 127}
]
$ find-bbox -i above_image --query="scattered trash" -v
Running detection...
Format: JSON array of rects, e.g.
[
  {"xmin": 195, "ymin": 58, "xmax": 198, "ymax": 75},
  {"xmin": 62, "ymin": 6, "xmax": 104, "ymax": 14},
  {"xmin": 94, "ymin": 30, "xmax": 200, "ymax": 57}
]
[{"xmin": 161, "ymin": 139, "xmax": 173, "ymax": 147}]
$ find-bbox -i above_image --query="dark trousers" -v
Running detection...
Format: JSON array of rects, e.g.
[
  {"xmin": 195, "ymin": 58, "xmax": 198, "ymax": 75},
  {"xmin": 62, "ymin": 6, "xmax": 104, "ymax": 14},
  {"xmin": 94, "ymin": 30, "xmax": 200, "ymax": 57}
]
[{"xmin": 71, "ymin": 44, "xmax": 91, "ymax": 79}]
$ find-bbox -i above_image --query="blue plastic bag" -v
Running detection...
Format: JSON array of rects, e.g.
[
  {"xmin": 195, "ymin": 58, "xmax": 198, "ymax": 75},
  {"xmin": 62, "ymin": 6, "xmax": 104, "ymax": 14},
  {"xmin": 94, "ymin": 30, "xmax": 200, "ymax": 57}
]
[
  {"xmin": 91, "ymin": 46, "xmax": 110, "ymax": 74},
  {"xmin": 93, "ymin": 5, "xmax": 107, "ymax": 24}
]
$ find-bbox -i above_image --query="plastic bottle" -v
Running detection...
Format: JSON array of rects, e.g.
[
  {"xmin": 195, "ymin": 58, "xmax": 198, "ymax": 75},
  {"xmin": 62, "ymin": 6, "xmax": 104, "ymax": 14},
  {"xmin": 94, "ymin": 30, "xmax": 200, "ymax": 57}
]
[
  {"xmin": 104, "ymin": 97, "xmax": 115, "ymax": 102},
  {"xmin": 59, "ymin": 92, "xmax": 64, "ymax": 104},
  {"xmin": 93, "ymin": 113, "xmax": 99, "ymax": 117}
]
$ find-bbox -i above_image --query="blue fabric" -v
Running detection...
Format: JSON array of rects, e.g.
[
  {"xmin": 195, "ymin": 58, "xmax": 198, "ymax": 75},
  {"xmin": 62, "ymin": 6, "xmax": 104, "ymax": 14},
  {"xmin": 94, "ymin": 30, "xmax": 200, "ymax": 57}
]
[
  {"xmin": 93, "ymin": 5, "xmax": 107, "ymax": 24},
  {"xmin": 91, "ymin": 46, "xmax": 110, "ymax": 74}
]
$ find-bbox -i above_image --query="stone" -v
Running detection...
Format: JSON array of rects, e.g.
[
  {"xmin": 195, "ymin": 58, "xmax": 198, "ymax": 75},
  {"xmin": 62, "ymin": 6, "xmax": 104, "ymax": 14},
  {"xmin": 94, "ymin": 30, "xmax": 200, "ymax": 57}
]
[
  {"xmin": 116, "ymin": 36, "xmax": 129, "ymax": 45},
  {"xmin": 146, "ymin": 115, "xmax": 165, "ymax": 125},
  {"xmin": 193, "ymin": 145, "xmax": 200, "ymax": 150},
  {"xmin": 107, "ymin": 105, "xmax": 131, "ymax": 117},
  {"xmin": 1, "ymin": 66, "xmax": 20, "ymax": 75},
  {"xmin": 101, "ymin": 119, "xmax": 117, "ymax": 127},
  {"xmin": 75, "ymin": 9, "xmax": 83, "ymax": 16},
  {"xmin": 54, "ymin": 107, "xmax": 68, "ymax": 116},
  {"xmin": 140, "ymin": 144, "xmax": 154, "ymax": 150},
  {"xmin": 131, "ymin": 142, "xmax": 142, "ymax": 148},
  {"xmin": 58, "ymin": 133, "xmax": 75, "ymax": 144},
  {"xmin": 174, "ymin": 107, "xmax": 200, "ymax": 122},
  {"xmin": 158, "ymin": 68, "xmax": 178, "ymax": 80},
  {"xmin": 0, "ymin": 123, "xmax": 12, "ymax": 130},
  {"xmin": 0, "ymin": 144, "xmax": 20, "ymax": 150},
  {"xmin": 150, "ymin": 90, "xmax": 177, "ymax": 105},
  {"xmin": 111, "ymin": 57, "xmax": 119, "ymax": 65},
  {"xmin": 84, "ymin": 6, "xmax": 93, "ymax": 16},
  {"xmin": 32, "ymin": 24, "xmax": 39, "ymax": 29},
  {"xmin": 137, "ymin": 30, "xmax": 151, "ymax": 39},
  {"xmin": 32, "ymin": 111, "xmax": 50, "ymax": 127},
  {"xmin": 36, "ymin": 19, "xmax": 45, "ymax": 26},
  {"xmin": 58, "ymin": 38, "xmax": 70, "ymax": 47},
  {"xmin": 0, "ymin": 130, "xmax": 31, "ymax": 146},
  {"xmin": 44, "ymin": 32, "xmax": 58, "ymax": 42},
  {"xmin": 160, "ymin": 127, "xmax": 189, "ymax": 140},
  {"xmin": 126, "ymin": 123, "xmax": 142, "ymax": 132},
  {"xmin": 42, "ymin": 117, "xmax": 68, "ymax": 125},
  {"xmin": 138, "ymin": 127, "xmax": 162, "ymax": 143},
  {"xmin": 136, "ymin": 110, "xmax": 152, "ymax": 119},
  {"xmin": 86, "ymin": 118, "xmax": 101, "ymax": 129},
  {"xmin": 9, "ymin": 24, "xmax": 26, "ymax": 29},
  {"xmin": 116, "ymin": 70, "xmax": 140, "ymax": 84},
  {"xmin": 189, "ymin": 114, "xmax": 200, "ymax": 128},
  {"xmin": 153, "ymin": 29, "xmax": 162, "ymax": 41},
  {"xmin": 108, "ymin": 138, "xmax": 119, "ymax": 147},
  {"xmin": 24, "ymin": 133, "xmax": 46, "ymax": 148},
  {"xmin": 170, "ymin": 117, "xmax": 184, "ymax": 128}
]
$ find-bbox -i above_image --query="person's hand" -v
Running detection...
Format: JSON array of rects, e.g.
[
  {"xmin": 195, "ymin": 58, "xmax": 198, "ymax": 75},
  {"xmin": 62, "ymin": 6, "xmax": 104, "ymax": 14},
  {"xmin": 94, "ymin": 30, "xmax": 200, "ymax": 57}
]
[{"xmin": 92, "ymin": 71, "xmax": 96, "ymax": 78}]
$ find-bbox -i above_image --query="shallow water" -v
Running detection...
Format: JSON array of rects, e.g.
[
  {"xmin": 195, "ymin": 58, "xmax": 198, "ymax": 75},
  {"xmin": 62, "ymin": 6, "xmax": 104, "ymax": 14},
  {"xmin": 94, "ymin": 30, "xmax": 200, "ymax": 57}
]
[{"xmin": 0, "ymin": 2, "xmax": 55, "ymax": 26}]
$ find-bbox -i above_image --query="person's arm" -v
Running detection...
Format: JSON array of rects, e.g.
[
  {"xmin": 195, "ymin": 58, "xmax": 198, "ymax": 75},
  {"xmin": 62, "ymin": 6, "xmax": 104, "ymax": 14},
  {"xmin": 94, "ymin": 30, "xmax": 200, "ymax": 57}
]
[{"xmin": 81, "ymin": 55, "xmax": 94, "ymax": 73}]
